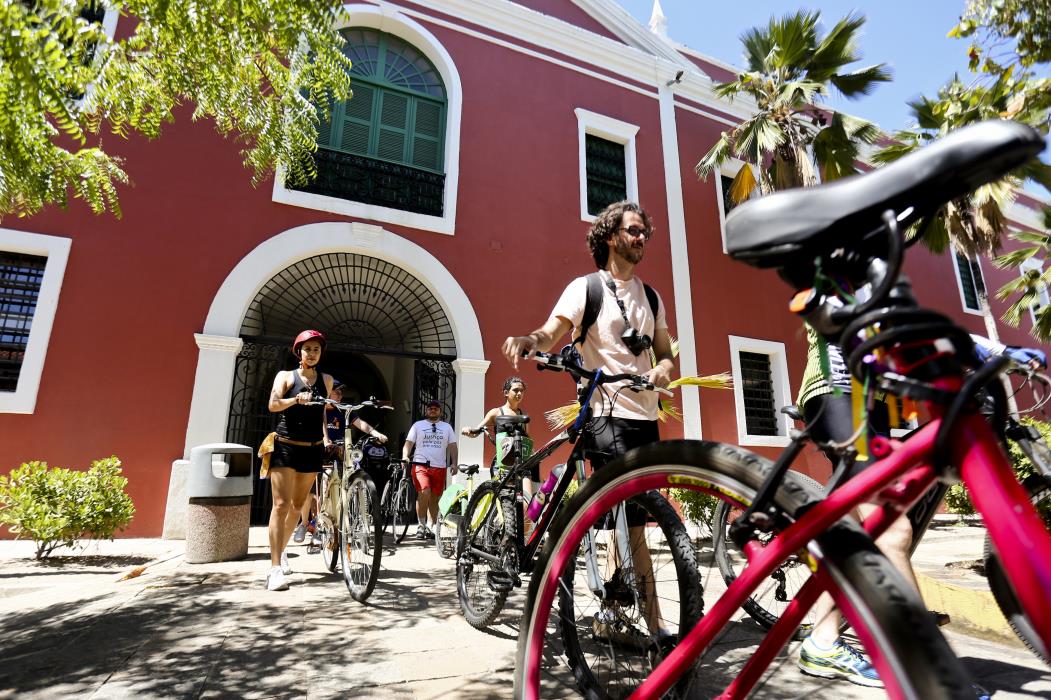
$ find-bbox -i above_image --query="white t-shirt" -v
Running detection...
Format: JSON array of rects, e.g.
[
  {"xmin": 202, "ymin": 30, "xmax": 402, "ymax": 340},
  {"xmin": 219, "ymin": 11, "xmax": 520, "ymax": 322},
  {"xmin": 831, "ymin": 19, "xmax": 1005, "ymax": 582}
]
[
  {"xmin": 406, "ymin": 420, "xmax": 457, "ymax": 468},
  {"xmin": 551, "ymin": 273, "xmax": 667, "ymax": 420}
]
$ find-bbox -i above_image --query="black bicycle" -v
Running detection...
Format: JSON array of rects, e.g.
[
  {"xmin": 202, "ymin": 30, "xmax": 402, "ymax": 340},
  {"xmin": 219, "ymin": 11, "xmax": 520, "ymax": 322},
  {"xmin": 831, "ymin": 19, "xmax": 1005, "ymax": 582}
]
[
  {"xmin": 712, "ymin": 363, "xmax": 1051, "ymax": 661},
  {"xmin": 380, "ymin": 458, "xmax": 417, "ymax": 544},
  {"xmin": 456, "ymin": 346, "xmax": 702, "ymax": 693}
]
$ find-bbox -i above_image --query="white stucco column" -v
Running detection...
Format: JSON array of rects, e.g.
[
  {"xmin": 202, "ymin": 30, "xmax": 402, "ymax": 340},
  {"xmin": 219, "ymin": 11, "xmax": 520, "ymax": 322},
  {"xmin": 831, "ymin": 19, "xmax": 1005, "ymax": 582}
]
[
  {"xmin": 164, "ymin": 333, "xmax": 244, "ymax": 539},
  {"xmin": 452, "ymin": 358, "xmax": 490, "ymax": 467},
  {"xmin": 182, "ymin": 334, "xmax": 245, "ymax": 456}
]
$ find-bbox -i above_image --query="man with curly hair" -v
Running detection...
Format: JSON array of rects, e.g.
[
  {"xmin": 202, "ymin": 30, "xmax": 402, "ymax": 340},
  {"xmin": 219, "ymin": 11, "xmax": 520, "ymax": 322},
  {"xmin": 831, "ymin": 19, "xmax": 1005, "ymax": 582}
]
[{"xmin": 502, "ymin": 199, "xmax": 676, "ymax": 644}]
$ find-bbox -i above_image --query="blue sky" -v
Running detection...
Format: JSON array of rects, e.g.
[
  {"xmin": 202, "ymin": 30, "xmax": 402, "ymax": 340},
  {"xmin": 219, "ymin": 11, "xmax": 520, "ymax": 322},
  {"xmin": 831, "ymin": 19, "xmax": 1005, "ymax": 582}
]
[{"xmin": 615, "ymin": 0, "xmax": 976, "ymax": 134}]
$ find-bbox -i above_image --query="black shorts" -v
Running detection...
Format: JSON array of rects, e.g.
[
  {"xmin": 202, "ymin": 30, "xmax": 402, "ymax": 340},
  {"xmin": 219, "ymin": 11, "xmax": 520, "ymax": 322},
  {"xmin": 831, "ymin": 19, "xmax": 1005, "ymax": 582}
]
[
  {"xmin": 585, "ymin": 417, "xmax": 660, "ymax": 527},
  {"xmin": 270, "ymin": 438, "xmax": 325, "ymax": 474},
  {"xmin": 803, "ymin": 393, "xmax": 890, "ymax": 482}
]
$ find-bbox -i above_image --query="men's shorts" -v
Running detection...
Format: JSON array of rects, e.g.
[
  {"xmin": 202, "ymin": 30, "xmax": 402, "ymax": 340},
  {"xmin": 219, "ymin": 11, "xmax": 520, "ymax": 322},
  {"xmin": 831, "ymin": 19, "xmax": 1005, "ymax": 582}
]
[
  {"xmin": 585, "ymin": 416, "xmax": 660, "ymax": 527},
  {"xmin": 412, "ymin": 465, "xmax": 448, "ymax": 495}
]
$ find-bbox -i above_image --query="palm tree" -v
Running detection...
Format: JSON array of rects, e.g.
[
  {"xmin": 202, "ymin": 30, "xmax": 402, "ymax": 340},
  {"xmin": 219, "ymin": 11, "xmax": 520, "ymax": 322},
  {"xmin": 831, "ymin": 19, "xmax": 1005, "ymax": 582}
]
[
  {"xmin": 696, "ymin": 10, "xmax": 891, "ymax": 205},
  {"xmin": 871, "ymin": 74, "xmax": 1051, "ymax": 342}
]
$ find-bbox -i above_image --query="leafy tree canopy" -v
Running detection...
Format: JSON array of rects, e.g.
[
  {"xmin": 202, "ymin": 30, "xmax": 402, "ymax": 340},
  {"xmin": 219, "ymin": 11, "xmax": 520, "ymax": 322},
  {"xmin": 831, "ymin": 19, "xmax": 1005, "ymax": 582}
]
[{"xmin": 0, "ymin": 1, "xmax": 353, "ymax": 219}]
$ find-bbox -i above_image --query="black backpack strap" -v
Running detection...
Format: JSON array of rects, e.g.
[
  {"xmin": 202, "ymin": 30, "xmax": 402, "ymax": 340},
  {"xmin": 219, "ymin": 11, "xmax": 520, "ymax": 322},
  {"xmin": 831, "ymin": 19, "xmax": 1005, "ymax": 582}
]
[
  {"xmin": 574, "ymin": 272, "xmax": 604, "ymax": 346},
  {"xmin": 643, "ymin": 283, "xmax": 659, "ymax": 318}
]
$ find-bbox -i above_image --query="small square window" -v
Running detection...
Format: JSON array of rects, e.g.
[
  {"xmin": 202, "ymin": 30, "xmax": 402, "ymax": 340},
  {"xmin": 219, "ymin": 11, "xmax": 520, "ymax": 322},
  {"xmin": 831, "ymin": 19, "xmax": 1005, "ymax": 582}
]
[{"xmin": 729, "ymin": 336, "xmax": 792, "ymax": 446}]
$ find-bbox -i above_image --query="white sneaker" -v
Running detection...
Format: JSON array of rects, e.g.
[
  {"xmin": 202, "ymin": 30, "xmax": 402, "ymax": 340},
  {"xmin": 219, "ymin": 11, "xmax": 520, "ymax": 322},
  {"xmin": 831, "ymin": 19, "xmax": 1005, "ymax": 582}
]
[
  {"xmin": 292, "ymin": 523, "xmax": 307, "ymax": 543},
  {"xmin": 280, "ymin": 551, "xmax": 292, "ymax": 575},
  {"xmin": 266, "ymin": 566, "xmax": 289, "ymax": 591}
]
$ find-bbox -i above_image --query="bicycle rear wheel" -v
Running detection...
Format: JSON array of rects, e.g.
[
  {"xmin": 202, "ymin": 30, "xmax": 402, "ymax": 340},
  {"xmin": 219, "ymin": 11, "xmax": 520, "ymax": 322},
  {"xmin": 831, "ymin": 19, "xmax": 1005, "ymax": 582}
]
[
  {"xmin": 514, "ymin": 440, "xmax": 972, "ymax": 700},
  {"xmin": 339, "ymin": 471, "xmax": 382, "ymax": 603},
  {"xmin": 436, "ymin": 511, "xmax": 461, "ymax": 559},
  {"xmin": 712, "ymin": 470, "xmax": 825, "ymax": 640},
  {"xmin": 380, "ymin": 479, "xmax": 395, "ymax": 536},
  {"xmin": 393, "ymin": 478, "xmax": 414, "ymax": 544},
  {"xmin": 316, "ymin": 467, "xmax": 340, "ymax": 573},
  {"xmin": 457, "ymin": 480, "xmax": 516, "ymax": 629},
  {"xmin": 984, "ymin": 473, "xmax": 1051, "ymax": 664}
]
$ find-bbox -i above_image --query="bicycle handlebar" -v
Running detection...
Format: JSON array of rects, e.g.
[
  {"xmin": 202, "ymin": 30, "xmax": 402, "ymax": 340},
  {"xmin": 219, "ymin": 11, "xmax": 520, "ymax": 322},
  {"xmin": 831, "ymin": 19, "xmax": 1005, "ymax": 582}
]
[{"xmin": 525, "ymin": 349, "xmax": 674, "ymax": 397}]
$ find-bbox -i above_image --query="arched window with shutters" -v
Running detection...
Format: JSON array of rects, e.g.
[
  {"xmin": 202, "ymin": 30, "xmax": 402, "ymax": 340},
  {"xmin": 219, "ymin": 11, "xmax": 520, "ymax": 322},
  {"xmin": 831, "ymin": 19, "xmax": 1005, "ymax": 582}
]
[{"xmin": 297, "ymin": 28, "xmax": 448, "ymax": 218}]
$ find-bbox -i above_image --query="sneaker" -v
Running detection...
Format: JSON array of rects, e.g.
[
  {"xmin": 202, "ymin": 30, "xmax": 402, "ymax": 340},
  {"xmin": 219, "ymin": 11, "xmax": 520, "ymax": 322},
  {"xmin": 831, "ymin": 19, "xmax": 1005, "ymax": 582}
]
[
  {"xmin": 416, "ymin": 525, "xmax": 428, "ymax": 540},
  {"xmin": 798, "ymin": 637, "xmax": 882, "ymax": 688},
  {"xmin": 266, "ymin": 566, "xmax": 289, "ymax": 592},
  {"xmin": 292, "ymin": 523, "xmax": 307, "ymax": 543},
  {"xmin": 279, "ymin": 551, "xmax": 292, "ymax": 575},
  {"xmin": 424, "ymin": 525, "xmax": 436, "ymax": 540}
]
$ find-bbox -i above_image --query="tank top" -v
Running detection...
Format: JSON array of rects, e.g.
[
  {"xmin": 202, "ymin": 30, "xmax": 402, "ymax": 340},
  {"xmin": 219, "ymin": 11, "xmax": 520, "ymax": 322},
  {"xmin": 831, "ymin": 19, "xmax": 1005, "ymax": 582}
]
[
  {"xmin": 494, "ymin": 406, "xmax": 528, "ymax": 436},
  {"xmin": 276, "ymin": 371, "xmax": 326, "ymax": 442}
]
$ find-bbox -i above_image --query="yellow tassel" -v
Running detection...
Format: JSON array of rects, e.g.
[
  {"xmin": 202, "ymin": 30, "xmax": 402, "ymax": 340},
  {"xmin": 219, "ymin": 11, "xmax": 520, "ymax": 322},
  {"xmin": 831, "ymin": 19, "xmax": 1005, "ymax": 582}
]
[
  {"xmin": 852, "ymin": 378, "xmax": 868, "ymax": 461},
  {"xmin": 658, "ymin": 398, "xmax": 682, "ymax": 422},
  {"xmin": 544, "ymin": 402, "xmax": 582, "ymax": 431},
  {"xmin": 887, "ymin": 395, "xmax": 899, "ymax": 430}
]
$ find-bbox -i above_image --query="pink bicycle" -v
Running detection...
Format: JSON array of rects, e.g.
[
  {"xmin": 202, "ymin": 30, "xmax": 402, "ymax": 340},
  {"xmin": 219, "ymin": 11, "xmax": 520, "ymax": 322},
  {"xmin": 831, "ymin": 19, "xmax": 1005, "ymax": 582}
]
[{"xmin": 514, "ymin": 120, "xmax": 1051, "ymax": 699}]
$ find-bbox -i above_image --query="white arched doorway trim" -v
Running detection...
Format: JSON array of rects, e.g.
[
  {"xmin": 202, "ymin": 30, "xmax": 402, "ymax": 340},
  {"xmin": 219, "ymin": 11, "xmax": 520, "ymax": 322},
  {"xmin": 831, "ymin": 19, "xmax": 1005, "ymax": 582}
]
[
  {"xmin": 182, "ymin": 221, "xmax": 487, "ymax": 459},
  {"xmin": 271, "ymin": 4, "xmax": 464, "ymax": 235}
]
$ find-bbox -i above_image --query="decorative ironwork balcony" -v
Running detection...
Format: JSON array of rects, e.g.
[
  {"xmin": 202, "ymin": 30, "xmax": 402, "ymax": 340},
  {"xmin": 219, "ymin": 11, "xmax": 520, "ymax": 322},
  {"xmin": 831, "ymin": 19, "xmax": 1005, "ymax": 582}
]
[{"xmin": 293, "ymin": 149, "xmax": 445, "ymax": 217}]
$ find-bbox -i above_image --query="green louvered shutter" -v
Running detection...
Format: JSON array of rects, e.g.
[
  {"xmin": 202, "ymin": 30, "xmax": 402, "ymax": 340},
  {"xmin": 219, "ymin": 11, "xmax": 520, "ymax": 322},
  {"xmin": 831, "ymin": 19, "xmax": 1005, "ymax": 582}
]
[
  {"xmin": 339, "ymin": 83, "xmax": 375, "ymax": 155},
  {"xmin": 411, "ymin": 99, "xmax": 443, "ymax": 171},
  {"xmin": 376, "ymin": 91, "xmax": 409, "ymax": 162}
]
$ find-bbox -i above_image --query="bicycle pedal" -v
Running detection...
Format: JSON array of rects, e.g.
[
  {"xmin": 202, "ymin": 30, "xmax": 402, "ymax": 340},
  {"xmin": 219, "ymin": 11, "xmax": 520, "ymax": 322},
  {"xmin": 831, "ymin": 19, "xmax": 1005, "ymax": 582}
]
[{"xmin": 486, "ymin": 570, "xmax": 515, "ymax": 593}]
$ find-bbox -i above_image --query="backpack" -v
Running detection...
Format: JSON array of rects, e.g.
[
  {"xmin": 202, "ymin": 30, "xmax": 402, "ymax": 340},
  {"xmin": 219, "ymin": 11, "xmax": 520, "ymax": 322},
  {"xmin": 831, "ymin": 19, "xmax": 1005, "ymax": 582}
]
[{"xmin": 573, "ymin": 271, "xmax": 659, "ymax": 346}]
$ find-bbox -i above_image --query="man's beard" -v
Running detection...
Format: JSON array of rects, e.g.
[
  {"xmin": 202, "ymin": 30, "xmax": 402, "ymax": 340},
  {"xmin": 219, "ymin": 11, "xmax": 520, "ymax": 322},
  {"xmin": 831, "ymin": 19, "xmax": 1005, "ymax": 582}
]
[{"xmin": 612, "ymin": 237, "xmax": 644, "ymax": 264}]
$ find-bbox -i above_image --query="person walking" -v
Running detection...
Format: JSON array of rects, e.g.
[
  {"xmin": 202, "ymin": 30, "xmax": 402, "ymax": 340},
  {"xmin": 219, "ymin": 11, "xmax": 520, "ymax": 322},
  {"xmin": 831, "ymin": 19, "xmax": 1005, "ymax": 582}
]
[
  {"xmin": 462, "ymin": 376, "xmax": 536, "ymax": 497},
  {"xmin": 265, "ymin": 330, "xmax": 332, "ymax": 591},
  {"xmin": 502, "ymin": 200, "xmax": 675, "ymax": 641},
  {"xmin": 403, "ymin": 399, "xmax": 457, "ymax": 540}
]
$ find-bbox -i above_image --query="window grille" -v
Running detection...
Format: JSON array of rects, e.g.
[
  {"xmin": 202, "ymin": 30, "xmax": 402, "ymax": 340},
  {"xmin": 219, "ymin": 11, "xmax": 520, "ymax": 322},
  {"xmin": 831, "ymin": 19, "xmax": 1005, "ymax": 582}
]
[
  {"xmin": 739, "ymin": 351, "xmax": 778, "ymax": 436},
  {"xmin": 0, "ymin": 253, "xmax": 46, "ymax": 392},
  {"xmin": 720, "ymin": 175, "xmax": 738, "ymax": 215},
  {"xmin": 585, "ymin": 134, "xmax": 627, "ymax": 215}
]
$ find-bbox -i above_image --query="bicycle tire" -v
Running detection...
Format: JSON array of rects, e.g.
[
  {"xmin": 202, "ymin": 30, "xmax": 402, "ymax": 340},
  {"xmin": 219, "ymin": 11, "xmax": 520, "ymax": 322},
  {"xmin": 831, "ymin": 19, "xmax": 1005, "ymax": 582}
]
[
  {"xmin": 380, "ymin": 479, "xmax": 395, "ymax": 536},
  {"xmin": 557, "ymin": 489, "xmax": 702, "ymax": 700},
  {"xmin": 515, "ymin": 440, "xmax": 971, "ymax": 700},
  {"xmin": 712, "ymin": 470, "xmax": 825, "ymax": 640},
  {"xmin": 393, "ymin": 478, "xmax": 414, "ymax": 544},
  {"xmin": 457, "ymin": 480, "xmax": 517, "ymax": 629},
  {"xmin": 983, "ymin": 473, "xmax": 1051, "ymax": 664},
  {"xmin": 339, "ymin": 471, "xmax": 382, "ymax": 603},
  {"xmin": 317, "ymin": 468, "xmax": 340, "ymax": 573}
]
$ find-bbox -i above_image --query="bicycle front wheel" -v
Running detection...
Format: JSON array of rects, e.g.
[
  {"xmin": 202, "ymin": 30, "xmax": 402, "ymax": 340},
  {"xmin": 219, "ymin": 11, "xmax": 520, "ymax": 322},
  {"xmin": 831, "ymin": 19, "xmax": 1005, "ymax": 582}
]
[
  {"xmin": 712, "ymin": 470, "xmax": 826, "ymax": 640},
  {"xmin": 557, "ymin": 489, "xmax": 702, "ymax": 700},
  {"xmin": 514, "ymin": 440, "xmax": 972, "ymax": 700},
  {"xmin": 380, "ymin": 479, "xmax": 395, "ymax": 536},
  {"xmin": 984, "ymin": 473, "xmax": 1051, "ymax": 664},
  {"xmin": 393, "ymin": 478, "xmax": 415, "ymax": 544},
  {"xmin": 457, "ymin": 480, "xmax": 517, "ymax": 629},
  {"xmin": 339, "ymin": 471, "xmax": 382, "ymax": 603},
  {"xmin": 317, "ymin": 468, "xmax": 340, "ymax": 573}
]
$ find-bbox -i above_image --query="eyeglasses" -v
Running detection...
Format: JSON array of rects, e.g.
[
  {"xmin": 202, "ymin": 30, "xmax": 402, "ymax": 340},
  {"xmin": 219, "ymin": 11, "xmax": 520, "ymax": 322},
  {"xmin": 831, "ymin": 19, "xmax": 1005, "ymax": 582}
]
[{"xmin": 619, "ymin": 225, "xmax": 652, "ymax": 239}]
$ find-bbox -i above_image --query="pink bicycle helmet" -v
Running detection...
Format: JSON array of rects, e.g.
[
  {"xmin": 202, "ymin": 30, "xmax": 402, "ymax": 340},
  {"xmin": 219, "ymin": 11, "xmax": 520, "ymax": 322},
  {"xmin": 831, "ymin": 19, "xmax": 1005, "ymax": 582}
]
[{"xmin": 292, "ymin": 329, "xmax": 326, "ymax": 357}]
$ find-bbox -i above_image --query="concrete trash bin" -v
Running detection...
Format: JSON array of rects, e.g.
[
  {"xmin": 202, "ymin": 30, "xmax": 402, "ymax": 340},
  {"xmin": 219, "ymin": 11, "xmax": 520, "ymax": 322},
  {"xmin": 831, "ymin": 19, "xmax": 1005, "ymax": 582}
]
[{"xmin": 186, "ymin": 443, "xmax": 254, "ymax": 564}]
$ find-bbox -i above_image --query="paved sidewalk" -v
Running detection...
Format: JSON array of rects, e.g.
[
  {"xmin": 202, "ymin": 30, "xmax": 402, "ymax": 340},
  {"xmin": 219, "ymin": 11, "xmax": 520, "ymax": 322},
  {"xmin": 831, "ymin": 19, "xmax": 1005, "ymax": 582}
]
[{"xmin": 0, "ymin": 525, "xmax": 1047, "ymax": 699}]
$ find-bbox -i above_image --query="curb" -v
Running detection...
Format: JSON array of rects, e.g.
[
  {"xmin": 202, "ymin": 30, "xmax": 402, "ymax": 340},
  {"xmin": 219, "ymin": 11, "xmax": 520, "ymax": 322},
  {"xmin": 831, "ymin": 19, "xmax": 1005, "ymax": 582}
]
[{"xmin": 915, "ymin": 572, "xmax": 1019, "ymax": 646}]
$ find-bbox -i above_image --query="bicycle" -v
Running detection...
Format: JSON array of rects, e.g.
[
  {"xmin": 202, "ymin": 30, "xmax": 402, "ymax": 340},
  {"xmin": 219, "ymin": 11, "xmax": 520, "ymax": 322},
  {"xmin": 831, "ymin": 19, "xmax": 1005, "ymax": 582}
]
[
  {"xmin": 311, "ymin": 397, "xmax": 384, "ymax": 603},
  {"xmin": 456, "ymin": 346, "xmax": 703, "ymax": 669},
  {"xmin": 712, "ymin": 365, "xmax": 1051, "ymax": 658},
  {"xmin": 435, "ymin": 460, "xmax": 485, "ymax": 559},
  {"xmin": 378, "ymin": 458, "xmax": 417, "ymax": 544},
  {"xmin": 514, "ymin": 119, "xmax": 1051, "ymax": 699}
]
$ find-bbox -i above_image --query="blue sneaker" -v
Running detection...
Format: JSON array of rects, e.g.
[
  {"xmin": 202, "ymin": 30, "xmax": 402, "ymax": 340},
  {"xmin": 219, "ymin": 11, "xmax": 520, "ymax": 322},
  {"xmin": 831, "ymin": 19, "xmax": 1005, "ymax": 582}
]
[{"xmin": 798, "ymin": 637, "xmax": 882, "ymax": 688}]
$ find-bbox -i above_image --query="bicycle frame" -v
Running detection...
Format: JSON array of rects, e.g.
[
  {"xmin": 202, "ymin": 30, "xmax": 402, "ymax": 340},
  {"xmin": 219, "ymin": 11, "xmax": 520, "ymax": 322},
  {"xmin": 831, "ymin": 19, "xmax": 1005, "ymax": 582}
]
[{"xmin": 644, "ymin": 412, "xmax": 1051, "ymax": 699}]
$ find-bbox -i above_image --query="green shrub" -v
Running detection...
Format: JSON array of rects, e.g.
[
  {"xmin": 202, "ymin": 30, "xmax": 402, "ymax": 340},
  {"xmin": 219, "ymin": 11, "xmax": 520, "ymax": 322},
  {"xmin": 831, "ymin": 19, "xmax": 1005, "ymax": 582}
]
[
  {"xmin": 0, "ymin": 456, "xmax": 136, "ymax": 559},
  {"xmin": 943, "ymin": 417, "xmax": 1050, "ymax": 516},
  {"xmin": 669, "ymin": 488, "xmax": 719, "ymax": 526}
]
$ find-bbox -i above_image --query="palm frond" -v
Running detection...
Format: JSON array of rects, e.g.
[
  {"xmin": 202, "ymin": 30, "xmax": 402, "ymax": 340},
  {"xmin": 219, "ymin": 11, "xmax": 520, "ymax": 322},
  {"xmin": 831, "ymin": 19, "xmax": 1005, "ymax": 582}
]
[
  {"xmin": 728, "ymin": 164, "xmax": 758, "ymax": 205},
  {"xmin": 696, "ymin": 132, "xmax": 734, "ymax": 181},
  {"xmin": 545, "ymin": 403, "xmax": 581, "ymax": 431},
  {"xmin": 807, "ymin": 12, "xmax": 865, "ymax": 80},
  {"xmin": 668, "ymin": 373, "xmax": 734, "ymax": 390},
  {"xmin": 828, "ymin": 64, "xmax": 893, "ymax": 98}
]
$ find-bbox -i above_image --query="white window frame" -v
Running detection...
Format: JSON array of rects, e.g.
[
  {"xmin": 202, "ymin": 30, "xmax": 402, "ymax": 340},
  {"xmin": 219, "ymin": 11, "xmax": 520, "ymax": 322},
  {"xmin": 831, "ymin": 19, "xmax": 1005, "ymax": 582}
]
[
  {"xmin": 1020, "ymin": 257, "xmax": 1050, "ymax": 327},
  {"xmin": 0, "ymin": 228, "xmax": 72, "ymax": 414},
  {"xmin": 952, "ymin": 247, "xmax": 985, "ymax": 316},
  {"xmin": 728, "ymin": 335, "xmax": 792, "ymax": 447},
  {"xmin": 271, "ymin": 4, "xmax": 463, "ymax": 236},
  {"xmin": 575, "ymin": 108, "xmax": 639, "ymax": 223},
  {"xmin": 714, "ymin": 157, "xmax": 749, "ymax": 254}
]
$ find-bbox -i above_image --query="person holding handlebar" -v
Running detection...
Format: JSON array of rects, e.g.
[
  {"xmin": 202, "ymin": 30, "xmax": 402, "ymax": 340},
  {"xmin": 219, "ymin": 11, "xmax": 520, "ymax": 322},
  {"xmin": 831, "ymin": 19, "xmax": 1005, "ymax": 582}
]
[
  {"xmin": 462, "ymin": 376, "xmax": 536, "ymax": 495},
  {"xmin": 502, "ymin": 200, "xmax": 676, "ymax": 642}
]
